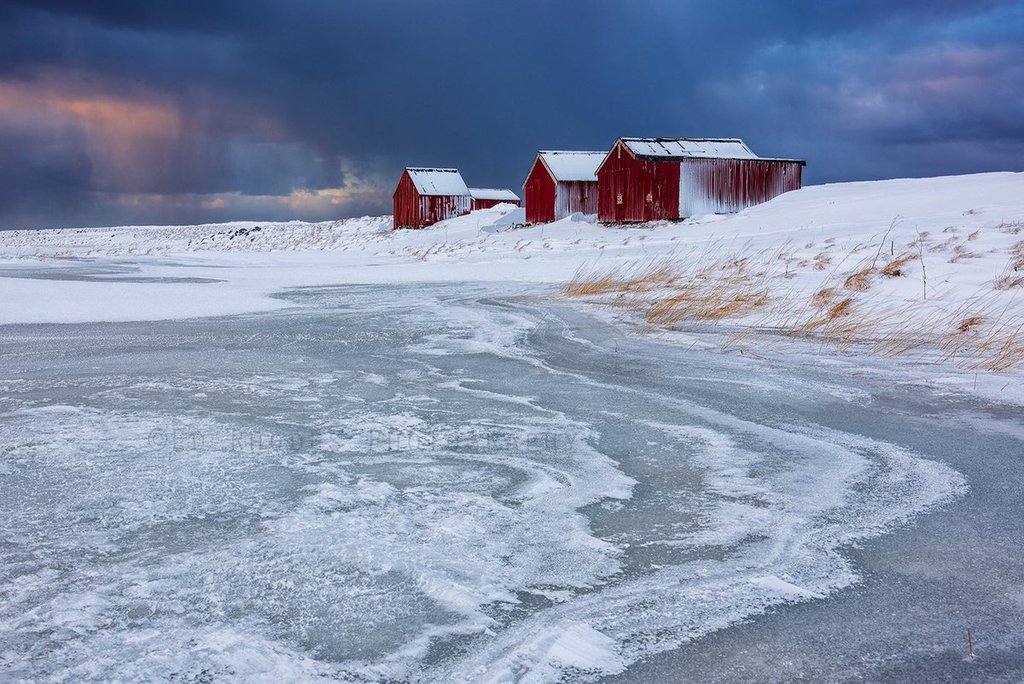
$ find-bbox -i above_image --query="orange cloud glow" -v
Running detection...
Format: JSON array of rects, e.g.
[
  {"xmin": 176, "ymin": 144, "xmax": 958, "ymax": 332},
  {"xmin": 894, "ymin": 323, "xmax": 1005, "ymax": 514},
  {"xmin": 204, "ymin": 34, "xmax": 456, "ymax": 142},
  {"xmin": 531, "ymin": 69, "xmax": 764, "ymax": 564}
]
[
  {"xmin": 0, "ymin": 76, "xmax": 185, "ymax": 190},
  {"xmin": 53, "ymin": 97, "xmax": 181, "ymax": 138}
]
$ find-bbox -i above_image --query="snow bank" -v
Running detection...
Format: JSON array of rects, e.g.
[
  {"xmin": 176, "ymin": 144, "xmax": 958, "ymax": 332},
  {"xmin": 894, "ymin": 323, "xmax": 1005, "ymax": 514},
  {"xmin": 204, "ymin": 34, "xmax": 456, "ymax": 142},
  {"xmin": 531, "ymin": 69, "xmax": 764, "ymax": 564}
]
[{"xmin": 0, "ymin": 215, "xmax": 393, "ymax": 256}]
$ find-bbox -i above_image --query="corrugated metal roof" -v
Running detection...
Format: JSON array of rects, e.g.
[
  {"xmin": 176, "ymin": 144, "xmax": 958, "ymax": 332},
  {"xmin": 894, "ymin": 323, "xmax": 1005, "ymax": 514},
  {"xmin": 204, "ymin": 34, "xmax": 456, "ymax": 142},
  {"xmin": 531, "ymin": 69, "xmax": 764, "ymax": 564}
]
[
  {"xmin": 469, "ymin": 188, "xmax": 520, "ymax": 201},
  {"xmin": 406, "ymin": 168, "xmax": 470, "ymax": 196},
  {"xmin": 538, "ymin": 151, "xmax": 606, "ymax": 182},
  {"xmin": 621, "ymin": 138, "xmax": 758, "ymax": 160},
  {"xmin": 618, "ymin": 137, "xmax": 806, "ymax": 164}
]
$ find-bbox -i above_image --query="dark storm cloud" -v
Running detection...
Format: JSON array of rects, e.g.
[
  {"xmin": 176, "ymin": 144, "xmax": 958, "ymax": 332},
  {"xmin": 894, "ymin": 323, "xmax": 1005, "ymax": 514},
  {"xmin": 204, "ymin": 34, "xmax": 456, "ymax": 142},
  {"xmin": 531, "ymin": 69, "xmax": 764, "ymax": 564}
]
[{"xmin": 0, "ymin": 0, "xmax": 1021, "ymax": 228}]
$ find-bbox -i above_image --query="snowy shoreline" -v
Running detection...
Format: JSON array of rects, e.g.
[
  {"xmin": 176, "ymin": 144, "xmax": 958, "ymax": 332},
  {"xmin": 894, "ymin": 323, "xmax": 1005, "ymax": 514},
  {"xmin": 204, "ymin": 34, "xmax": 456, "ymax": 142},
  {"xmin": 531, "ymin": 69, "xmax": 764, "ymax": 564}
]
[{"xmin": 1, "ymin": 171, "xmax": 1022, "ymax": 403}]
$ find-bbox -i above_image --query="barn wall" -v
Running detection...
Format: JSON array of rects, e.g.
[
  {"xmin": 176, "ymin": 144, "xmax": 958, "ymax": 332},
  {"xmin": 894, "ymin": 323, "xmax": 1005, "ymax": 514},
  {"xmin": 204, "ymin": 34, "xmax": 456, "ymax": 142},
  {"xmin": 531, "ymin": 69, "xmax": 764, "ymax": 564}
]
[
  {"xmin": 598, "ymin": 142, "xmax": 680, "ymax": 222},
  {"xmin": 555, "ymin": 181, "xmax": 598, "ymax": 219},
  {"xmin": 422, "ymin": 195, "xmax": 471, "ymax": 227},
  {"xmin": 679, "ymin": 159, "xmax": 803, "ymax": 217},
  {"xmin": 392, "ymin": 171, "xmax": 422, "ymax": 229},
  {"xmin": 525, "ymin": 159, "xmax": 556, "ymax": 224},
  {"xmin": 472, "ymin": 198, "xmax": 521, "ymax": 211}
]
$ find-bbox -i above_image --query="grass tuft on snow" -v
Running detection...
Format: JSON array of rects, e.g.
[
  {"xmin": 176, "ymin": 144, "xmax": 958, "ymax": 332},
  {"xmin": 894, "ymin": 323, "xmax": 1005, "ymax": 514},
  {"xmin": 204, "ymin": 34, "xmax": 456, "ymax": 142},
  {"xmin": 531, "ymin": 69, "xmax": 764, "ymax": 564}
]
[{"xmin": 563, "ymin": 230, "xmax": 1024, "ymax": 372}]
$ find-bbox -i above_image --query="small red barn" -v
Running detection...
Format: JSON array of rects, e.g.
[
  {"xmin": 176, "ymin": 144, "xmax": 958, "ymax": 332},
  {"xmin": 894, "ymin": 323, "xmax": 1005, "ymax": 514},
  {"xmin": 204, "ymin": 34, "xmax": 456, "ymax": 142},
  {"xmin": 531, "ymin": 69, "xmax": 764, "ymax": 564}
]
[
  {"xmin": 392, "ymin": 167, "xmax": 472, "ymax": 229},
  {"xmin": 596, "ymin": 138, "xmax": 805, "ymax": 223},
  {"xmin": 469, "ymin": 188, "xmax": 521, "ymax": 210},
  {"xmin": 523, "ymin": 151, "xmax": 605, "ymax": 224}
]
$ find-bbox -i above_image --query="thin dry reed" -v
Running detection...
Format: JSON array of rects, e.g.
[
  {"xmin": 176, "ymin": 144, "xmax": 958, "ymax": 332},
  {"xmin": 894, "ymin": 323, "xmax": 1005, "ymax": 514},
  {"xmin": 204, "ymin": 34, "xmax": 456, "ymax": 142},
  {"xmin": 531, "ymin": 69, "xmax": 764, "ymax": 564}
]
[{"xmin": 562, "ymin": 241, "xmax": 1024, "ymax": 372}]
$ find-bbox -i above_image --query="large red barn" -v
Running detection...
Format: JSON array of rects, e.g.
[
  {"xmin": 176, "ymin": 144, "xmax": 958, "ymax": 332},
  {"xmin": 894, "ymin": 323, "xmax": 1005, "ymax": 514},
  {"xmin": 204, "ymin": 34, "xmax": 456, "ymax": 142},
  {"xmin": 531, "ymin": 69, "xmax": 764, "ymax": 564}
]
[
  {"xmin": 523, "ymin": 151, "xmax": 605, "ymax": 224},
  {"xmin": 596, "ymin": 138, "xmax": 805, "ymax": 223},
  {"xmin": 469, "ymin": 188, "xmax": 521, "ymax": 210},
  {"xmin": 393, "ymin": 167, "xmax": 472, "ymax": 229}
]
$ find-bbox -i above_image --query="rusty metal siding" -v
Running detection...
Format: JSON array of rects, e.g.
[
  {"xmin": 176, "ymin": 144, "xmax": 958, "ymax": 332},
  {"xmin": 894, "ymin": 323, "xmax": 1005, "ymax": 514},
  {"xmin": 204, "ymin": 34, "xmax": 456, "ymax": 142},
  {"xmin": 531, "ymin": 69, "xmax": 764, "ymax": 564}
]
[
  {"xmin": 393, "ymin": 169, "xmax": 471, "ymax": 229},
  {"xmin": 555, "ymin": 181, "xmax": 598, "ymax": 219},
  {"xmin": 525, "ymin": 158, "xmax": 557, "ymax": 224},
  {"xmin": 679, "ymin": 158, "xmax": 803, "ymax": 218},
  {"xmin": 598, "ymin": 141, "xmax": 680, "ymax": 223},
  {"xmin": 421, "ymin": 194, "xmax": 471, "ymax": 227}
]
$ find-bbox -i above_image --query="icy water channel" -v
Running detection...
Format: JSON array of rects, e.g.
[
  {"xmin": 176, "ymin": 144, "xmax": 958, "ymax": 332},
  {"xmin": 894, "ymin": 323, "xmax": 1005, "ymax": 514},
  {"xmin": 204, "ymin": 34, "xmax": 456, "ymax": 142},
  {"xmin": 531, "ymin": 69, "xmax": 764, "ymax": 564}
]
[{"xmin": 1, "ymin": 281, "xmax": 1022, "ymax": 682}]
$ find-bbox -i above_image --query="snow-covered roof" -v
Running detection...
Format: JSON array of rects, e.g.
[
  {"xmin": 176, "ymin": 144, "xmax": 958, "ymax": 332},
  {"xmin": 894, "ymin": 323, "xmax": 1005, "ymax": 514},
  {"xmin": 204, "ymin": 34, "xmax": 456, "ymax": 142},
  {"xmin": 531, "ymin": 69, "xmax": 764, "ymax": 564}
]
[
  {"xmin": 618, "ymin": 138, "xmax": 805, "ymax": 164},
  {"xmin": 469, "ymin": 188, "xmax": 520, "ymax": 201},
  {"xmin": 537, "ymin": 151, "xmax": 605, "ymax": 182},
  {"xmin": 621, "ymin": 138, "xmax": 757, "ymax": 160},
  {"xmin": 405, "ymin": 168, "xmax": 470, "ymax": 196}
]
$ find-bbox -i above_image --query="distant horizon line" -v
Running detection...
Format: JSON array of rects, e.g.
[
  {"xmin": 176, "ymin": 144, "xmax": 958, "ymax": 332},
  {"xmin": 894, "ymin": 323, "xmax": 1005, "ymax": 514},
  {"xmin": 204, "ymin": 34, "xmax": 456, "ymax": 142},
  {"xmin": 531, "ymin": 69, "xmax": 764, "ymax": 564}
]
[{"xmin": 2, "ymin": 169, "xmax": 1020, "ymax": 232}]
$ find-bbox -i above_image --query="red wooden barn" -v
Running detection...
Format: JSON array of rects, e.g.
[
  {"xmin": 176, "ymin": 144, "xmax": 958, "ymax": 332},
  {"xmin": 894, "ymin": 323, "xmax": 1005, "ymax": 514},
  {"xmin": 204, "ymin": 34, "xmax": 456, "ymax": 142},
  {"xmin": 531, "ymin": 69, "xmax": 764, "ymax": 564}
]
[
  {"xmin": 393, "ymin": 167, "xmax": 472, "ymax": 229},
  {"xmin": 523, "ymin": 151, "xmax": 605, "ymax": 224},
  {"xmin": 469, "ymin": 188, "xmax": 521, "ymax": 210},
  {"xmin": 596, "ymin": 138, "xmax": 805, "ymax": 223}
]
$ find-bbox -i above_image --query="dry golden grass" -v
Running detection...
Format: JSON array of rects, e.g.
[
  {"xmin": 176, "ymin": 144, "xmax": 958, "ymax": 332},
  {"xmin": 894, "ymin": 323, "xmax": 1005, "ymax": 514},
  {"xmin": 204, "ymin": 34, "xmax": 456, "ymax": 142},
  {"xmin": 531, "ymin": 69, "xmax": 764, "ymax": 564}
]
[
  {"xmin": 995, "ymin": 274, "xmax": 1024, "ymax": 290},
  {"xmin": 843, "ymin": 267, "xmax": 873, "ymax": 291},
  {"xmin": 800, "ymin": 297, "xmax": 855, "ymax": 334},
  {"xmin": 880, "ymin": 253, "xmax": 918, "ymax": 277},
  {"xmin": 958, "ymin": 315, "xmax": 985, "ymax": 333},
  {"xmin": 564, "ymin": 249, "xmax": 776, "ymax": 326},
  {"xmin": 644, "ymin": 284, "xmax": 769, "ymax": 325},
  {"xmin": 992, "ymin": 241, "xmax": 1024, "ymax": 291},
  {"xmin": 982, "ymin": 330, "xmax": 1024, "ymax": 372},
  {"xmin": 826, "ymin": 298, "xmax": 854, "ymax": 321},
  {"xmin": 1011, "ymin": 241, "xmax": 1024, "ymax": 271},
  {"xmin": 811, "ymin": 287, "xmax": 838, "ymax": 309},
  {"xmin": 562, "ymin": 228, "xmax": 1024, "ymax": 373},
  {"xmin": 563, "ymin": 259, "xmax": 678, "ymax": 297},
  {"xmin": 948, "ymin": 243, "xmax": 981, "ymax": 263}
]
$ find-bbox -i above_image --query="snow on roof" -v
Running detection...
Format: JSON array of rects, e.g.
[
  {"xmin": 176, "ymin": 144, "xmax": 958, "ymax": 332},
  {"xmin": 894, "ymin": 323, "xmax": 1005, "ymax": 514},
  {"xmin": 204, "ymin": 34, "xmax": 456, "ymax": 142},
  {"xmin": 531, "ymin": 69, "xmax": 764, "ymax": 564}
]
[
  {"xmin": 406, "ymin": 168, "xmax": 470, "ymax": 196},
  {"xmin": 621, "ymin": 138, "xmax": 758, "ymax": 160},
  {"xmin": 469, "ymin": 188, "xmax": 520, "ymax": 201},
  {"xmin": 537, "ymin": 151, "xmax": 606, "ymax": 182},
  {"xmin": 618, "ymin": 137, "xmax": 806, "ymax": 164}
]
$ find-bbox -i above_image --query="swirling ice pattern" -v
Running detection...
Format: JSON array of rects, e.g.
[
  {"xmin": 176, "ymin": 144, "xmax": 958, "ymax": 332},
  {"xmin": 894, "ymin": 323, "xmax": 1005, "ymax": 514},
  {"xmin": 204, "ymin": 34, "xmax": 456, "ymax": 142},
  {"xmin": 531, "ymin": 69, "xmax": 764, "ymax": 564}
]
[{"xmin": 0, "ymin": 284, "xmax": 965, "ymax": 682}]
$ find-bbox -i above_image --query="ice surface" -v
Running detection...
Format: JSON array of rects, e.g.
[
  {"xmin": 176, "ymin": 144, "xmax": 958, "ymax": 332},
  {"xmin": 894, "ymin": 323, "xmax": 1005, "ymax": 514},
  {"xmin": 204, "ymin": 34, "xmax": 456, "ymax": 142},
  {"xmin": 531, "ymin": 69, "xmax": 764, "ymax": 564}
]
[{"xmin": 0, "ymin": 280, "xmax": 1003, "ymax": 682}]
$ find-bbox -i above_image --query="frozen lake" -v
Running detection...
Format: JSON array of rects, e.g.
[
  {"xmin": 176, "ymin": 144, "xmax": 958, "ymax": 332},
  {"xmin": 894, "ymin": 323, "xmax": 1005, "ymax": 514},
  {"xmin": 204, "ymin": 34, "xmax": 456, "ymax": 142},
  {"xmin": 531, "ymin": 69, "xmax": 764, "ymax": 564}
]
[{"xmin": 1, "ymin": 277, "xmax": 1022, "ymax": 682}]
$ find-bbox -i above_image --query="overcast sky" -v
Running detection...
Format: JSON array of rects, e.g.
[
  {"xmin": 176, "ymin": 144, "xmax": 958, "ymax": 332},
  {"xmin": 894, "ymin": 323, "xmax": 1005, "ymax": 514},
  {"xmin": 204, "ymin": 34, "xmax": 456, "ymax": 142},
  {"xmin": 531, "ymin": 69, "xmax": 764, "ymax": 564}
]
[{"xmin": 1, "ymin": 0, "xmax": 1022, "ymax": 229}]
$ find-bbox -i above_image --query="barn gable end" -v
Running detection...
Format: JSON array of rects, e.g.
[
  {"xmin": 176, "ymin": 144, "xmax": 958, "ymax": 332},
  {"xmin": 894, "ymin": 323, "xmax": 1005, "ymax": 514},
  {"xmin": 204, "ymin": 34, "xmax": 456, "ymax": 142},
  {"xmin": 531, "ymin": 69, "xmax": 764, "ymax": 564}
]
[
  {"xmin": 597, "ymin": 140, "xmax": 680, "ymax": 223},
  {"xmin": 524, "ymin": 151, "xmax": 603, "ymax": 224},
  {"xmin": 524, "ymin": 157, "xmax": 557, "ymax": 224}
]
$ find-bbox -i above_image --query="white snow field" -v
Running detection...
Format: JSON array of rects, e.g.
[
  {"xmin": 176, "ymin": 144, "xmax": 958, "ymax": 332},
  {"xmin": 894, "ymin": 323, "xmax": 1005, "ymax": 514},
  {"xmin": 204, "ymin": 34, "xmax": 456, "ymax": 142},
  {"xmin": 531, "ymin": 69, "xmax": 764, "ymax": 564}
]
[{"xmin": 1, "ymin": 173, "xmax": 1023, "ymax": 682}]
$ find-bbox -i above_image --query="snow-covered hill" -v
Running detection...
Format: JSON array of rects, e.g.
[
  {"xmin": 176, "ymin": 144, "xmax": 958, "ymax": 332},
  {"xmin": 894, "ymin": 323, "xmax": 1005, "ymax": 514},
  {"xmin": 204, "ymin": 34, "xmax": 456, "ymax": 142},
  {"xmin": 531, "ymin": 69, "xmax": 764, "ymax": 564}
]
[{"xmin": 0, "ymin": 216, "xmax": 394, "ymax": 256}]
